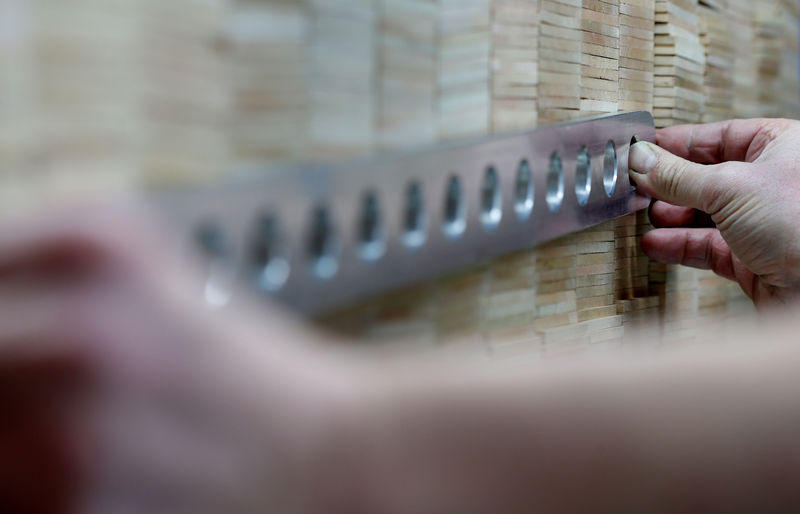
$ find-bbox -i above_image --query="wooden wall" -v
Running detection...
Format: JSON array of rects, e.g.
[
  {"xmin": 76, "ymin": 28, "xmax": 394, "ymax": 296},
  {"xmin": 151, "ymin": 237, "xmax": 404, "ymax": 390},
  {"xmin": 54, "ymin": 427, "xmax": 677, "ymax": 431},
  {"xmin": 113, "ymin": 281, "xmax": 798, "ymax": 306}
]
[{"xmin": 2, "ymin": 0, "xmax": 799, "ymax": 356}]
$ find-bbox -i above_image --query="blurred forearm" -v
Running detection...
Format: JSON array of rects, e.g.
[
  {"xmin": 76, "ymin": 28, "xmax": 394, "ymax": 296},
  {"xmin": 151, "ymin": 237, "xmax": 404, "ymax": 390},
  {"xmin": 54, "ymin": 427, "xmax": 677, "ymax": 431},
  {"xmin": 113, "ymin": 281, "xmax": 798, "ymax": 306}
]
[{"xmin": 307, "ymin": 317, "xmax": 800, "ymax": 513}]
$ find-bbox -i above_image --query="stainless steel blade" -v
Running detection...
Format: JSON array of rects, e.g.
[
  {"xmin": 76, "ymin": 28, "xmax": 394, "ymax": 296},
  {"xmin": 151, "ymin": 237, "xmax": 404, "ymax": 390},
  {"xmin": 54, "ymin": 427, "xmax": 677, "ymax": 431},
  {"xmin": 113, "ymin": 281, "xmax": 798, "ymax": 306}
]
[{"xmin": 156, "ymin": 110, "xmax": 655, "ymax": 314}]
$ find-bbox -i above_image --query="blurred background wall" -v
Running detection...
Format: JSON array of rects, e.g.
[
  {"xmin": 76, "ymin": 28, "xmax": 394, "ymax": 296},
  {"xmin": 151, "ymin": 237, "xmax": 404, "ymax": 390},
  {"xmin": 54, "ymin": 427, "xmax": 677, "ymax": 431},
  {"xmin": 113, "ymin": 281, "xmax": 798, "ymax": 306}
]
[{"xmin": 1, "ymin": 0, "xmax": 799, "ymax": 357}]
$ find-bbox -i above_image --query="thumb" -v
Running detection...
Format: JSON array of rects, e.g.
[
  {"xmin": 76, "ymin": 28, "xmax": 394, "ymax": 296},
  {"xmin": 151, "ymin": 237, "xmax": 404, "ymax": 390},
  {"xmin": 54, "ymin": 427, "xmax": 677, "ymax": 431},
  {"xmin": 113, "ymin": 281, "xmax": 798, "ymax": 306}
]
[{"xmin": 628, "ymin": 141, "xmax": 723, "ymax": 211}]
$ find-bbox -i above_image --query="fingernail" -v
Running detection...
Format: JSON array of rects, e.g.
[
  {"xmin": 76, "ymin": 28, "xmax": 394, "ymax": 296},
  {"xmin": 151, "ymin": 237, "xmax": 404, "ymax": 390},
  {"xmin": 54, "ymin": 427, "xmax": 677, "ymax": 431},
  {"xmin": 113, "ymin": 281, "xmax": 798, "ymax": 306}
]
[{"xmin": 629, "ymin": 142, "xmax": 659, "ymax": 174}]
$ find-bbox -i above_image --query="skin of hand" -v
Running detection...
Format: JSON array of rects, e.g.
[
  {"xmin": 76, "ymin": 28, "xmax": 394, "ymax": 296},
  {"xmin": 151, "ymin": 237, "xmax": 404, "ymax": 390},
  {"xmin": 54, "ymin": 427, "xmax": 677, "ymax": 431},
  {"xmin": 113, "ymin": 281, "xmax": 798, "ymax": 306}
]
[
  {"xmin": 628, "ymin": 118, "xmax": 800, "ymax": 307},
  {"xmin": 5, "ymin": 202, "xmax": 800, "ymax": 513},
  {"xmin": 0, "ymin": 204, "xmax": 360, "ymax": 514}
]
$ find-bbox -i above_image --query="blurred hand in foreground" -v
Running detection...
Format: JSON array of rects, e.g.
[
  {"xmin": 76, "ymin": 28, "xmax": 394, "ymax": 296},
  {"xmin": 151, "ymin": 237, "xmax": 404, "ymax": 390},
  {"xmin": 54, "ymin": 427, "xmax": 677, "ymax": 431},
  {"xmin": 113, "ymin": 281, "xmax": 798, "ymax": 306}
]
[
  {"xmin": 629, "ymin": 119, "xmax": 800, "ymax": 306},
  {"xmin": 0, "ymin": 205, "xmax": 354, "ymax": 513}
]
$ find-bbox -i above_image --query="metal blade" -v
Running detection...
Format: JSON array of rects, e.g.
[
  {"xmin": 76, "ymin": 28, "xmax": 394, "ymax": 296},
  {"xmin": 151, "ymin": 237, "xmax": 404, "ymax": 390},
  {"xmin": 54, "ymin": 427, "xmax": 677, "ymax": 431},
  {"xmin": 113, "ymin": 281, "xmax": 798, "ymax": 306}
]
[{"xmin": 156, "ymin": 110, "xmax": 655, "ymax": 314}]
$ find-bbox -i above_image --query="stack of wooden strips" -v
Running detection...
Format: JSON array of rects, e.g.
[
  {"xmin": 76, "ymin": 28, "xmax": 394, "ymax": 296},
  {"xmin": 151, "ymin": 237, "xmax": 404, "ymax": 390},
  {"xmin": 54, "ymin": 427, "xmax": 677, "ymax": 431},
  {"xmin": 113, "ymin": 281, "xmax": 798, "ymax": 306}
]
[
  {"xmin": 619, "ymin": 0, "xmax": 655, "ymax": 113},
  {"xmin": 436, "ymin": 0, "xmax": 491, "ymax": 140},
  {"xmin": 537, "ymin": 0, "xmax": 583, "ymax": 123},
  {"xmin": 376, "ymin": 0, "xmax": 437, "ymax": 151},
  {"xmin": 306, "ymin": 0, "xmax": 376, "ymax": 159},
  {"xmin": 8, "ymin": 0, "xmax": 800, "ymax": 357},
  {"xmin": 0, "ymin": 0, "xmax": 37, "ymax": 211},
  {"xmin": 0, "ymin": 0, "xmax": 229, "ymax": 206},
  {"xmin": 228, "ymin": 0, "xmax": 376, "ymax": 165},
  {"xmin": 483, "ymin": 249, "xmax": 541, "ymax": 355},
  {"xmin": 778, "ymin": 0, "xmax": 800, "ymax": 119},
  {"xmin": 483, "ymin": 1, "xmax": 540, "ymax": 354},
  {"xmin": 226, "ymin": 0, "xmax": 308, "ymax": 165},
  {"xmin": 653, "ymin": 0, "xmax": 705, "ymax": 128},
  {"xmin": 614, "ymin": 0, "xmax": 658, "ymax": 344},
  {"xmin": 752, "ymin": 0, "xmax": 800, "ymax": 119},
  {"xmin": 580, "ymin": 0, "xmax": 620, "ymax": 116},
  {"xmin": 143, "ymin": 1, "xmax": 230, "ymax": 186},
  {"xmin": 575, "ymin": 222, "xmax": 624, "ymax": 348},
  {"xmin": 574, "ymin": 1, "xmax": 622, "ymax": 349},
  {"xmin": 754, "ymin": 1, "xmax": 784, "ymax": 118},
  {"xmin": 490, "ymin": 0, "xmax": 539, "ymax": 132},
  {"xmin": 727, "ymin": 0, "xmax": 758, "ymax": 118},
  {"xmin": 698, "ymin": 0, "xmax": 733, "ymax": 123}
]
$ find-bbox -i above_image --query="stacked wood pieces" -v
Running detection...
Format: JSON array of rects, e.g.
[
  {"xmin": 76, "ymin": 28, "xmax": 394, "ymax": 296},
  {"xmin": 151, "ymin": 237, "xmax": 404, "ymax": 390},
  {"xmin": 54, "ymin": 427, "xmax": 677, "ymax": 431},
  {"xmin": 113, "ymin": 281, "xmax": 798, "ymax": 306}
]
[
  {"xmin": 0, "ymin": 0, "xmax": 230, "ymax": 199},
  {"xmin": 533, "ymin": 0, "xmax": 590, "ymax": 351},
  {"xmin": 376, "ymin": 0, "xmax": 437, "ymax": 151},
  {"xmin": 142, "ymin": 0, "xmax": 230, "ymax": 186},
  {"xmin": 575, "ymin": 221, "xmax": 622, "ymax": 347},
  {"xmin": 306, "ymin": 0, "xmax": 376, "ymax": 159},
  {"xmin": 484, "ymin": 1, "xmax": 541, "ymax": 354},
  {"xmin": 619, "ymin": 0, "xmax": 655, "ymax": 112},
  {"xmin": 612, "ymin": 208, "xmax": 658, "ymax": 347},
  {"xmin": 614, "ymin": 0, "xmax": 657, "ymax": 347},
  {"xmin": 20, "ymin": 1, "xmax": 144, "ymax": 196},
  {"xmin": 490, "ymin": 0, "xmax": 539, "ymax": 132},
  {"xmin": 653, "ymin": 0, "xmax": 705, "ymax": 128},
  {"xmin": 436, "ymin": 266, "xmax": 488, "ymax": 347},
  {"xmin": 778, "ymin": 0, "xmax": 800, "ymax": 119},
  {"xmin": 694, "ymin": 0, "xmax": 741, "ymax": 331},
  {"xmin": 8, "ymin": 0, "xmax": 800, "ymax": 356},
  {"xmin": 226, "ymin": 0, "xmax": 309, "ymax": 166},
  {"xmin": 434, "ymin": 0, "xmax": 492, "ymax": 352},
  {"xmin": 581, "ymin": 0, "xmax": 620, "ymax": 116},
  {"xmin": 754, "ymin": 0, "xmax": 786, "ymax": 118},
  {"xmin": 698, "ymin": 0, "xmax": 733, "ymax": 122},
  {"xmin": 537, "ymin": 0, "xmax": 583, "ymax": 123},
  {"xmin": 0, "ymin": 0, "xmax": 37, "ymax": 212},
  {"xmin": 727, "ymin": 0, "xmax": 758, "ymax": 118},
  {"xmin": 660, "ymin": 265, "xmax": 700, "ymax": 345},
  {"xmin": 483, "ymin": 249, "xmax": 541, "ymax": 355},
  {"xmin": 437, "ymin": 0, "xmax": 492, "ymax": 140},
  {"xmin": 533, "ymin": 234, "xmax": 579, "ymax": 344},
  {"xmin": 228, "ymin": 0, "xmax": 376, "ymax": 165}
]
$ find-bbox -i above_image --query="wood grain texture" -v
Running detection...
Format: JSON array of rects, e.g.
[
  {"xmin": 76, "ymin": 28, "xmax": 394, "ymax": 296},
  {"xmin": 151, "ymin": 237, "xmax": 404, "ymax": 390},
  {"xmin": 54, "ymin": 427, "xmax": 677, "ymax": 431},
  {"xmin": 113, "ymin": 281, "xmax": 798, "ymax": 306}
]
[{"xmin": 3, "ymin": 0, "xmax": 798, "ymax": 354}]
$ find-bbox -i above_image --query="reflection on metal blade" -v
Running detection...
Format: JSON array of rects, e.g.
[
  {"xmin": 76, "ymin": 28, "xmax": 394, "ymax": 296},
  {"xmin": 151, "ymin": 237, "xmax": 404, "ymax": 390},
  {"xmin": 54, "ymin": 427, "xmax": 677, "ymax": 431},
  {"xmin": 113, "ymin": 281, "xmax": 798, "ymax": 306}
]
[{"xmin": 157, "ymin": 111, "xmax": 656, "ymax": 313}]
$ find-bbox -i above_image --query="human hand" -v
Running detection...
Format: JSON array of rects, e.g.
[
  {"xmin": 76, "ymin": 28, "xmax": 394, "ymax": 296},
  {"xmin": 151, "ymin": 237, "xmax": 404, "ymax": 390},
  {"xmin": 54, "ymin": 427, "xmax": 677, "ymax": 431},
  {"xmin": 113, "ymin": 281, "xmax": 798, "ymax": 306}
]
[
  {"xmin": 0, "ymin": 204, "xmax": 354, "ymax": 513},
  {"xmin": 628, "ymin": 119, "xmax": 800, "ymax": 307}
]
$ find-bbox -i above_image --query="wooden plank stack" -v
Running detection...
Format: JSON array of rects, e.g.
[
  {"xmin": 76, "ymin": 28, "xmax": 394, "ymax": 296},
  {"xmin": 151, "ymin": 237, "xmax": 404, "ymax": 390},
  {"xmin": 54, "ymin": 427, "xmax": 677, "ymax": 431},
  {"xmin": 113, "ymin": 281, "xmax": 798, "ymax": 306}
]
[
  {"xmin": 751, "ymin": 0, "xmax": 800, "ymax": 120},
  {"xmin": 778, "ymin": 0, "xmax": 800, "ymax": 119},
  {"xmin": 490, "ymin": 0, "xmax": 539, "ymax": 132},
  {"xmin": 11, "ymin": 1, "xmax": 144, "ymax": 198},
  {"xmin": 5, "ymin": 0, "xmax": 800, "ymax": 355},
  {"xmin": 376, "ymin": 0, "xmax": 437, "ymax": 151},
  {"xmin": 0, "ymin": 0, "xmax": 229, "ymax": 206},
  {"xmin": 0, "ymin": 0, "xmax": 37, "ymax": 212},
  {"xmin": 619, "ymin": 0, "xmax": 655, "ymax": 113},
  {"xmin": 653, "ymin": 0, "xmax": 705, "ymax": 128},
  {"xmin": 580, "ymin": 0, "xmax": 620, "ymax": 116},
  {"xmin": 226, "ymin": 0, "xmax": 308, "ymax": 166},
  {"xmin": 537, "ymin": 0, "xmax": 583, "ymax": 123},
  {"xmin": 698, "ymin": 0, "xmax": 733, "ymax": 122},
  {"xmin": 755, "ymin": 0, "xmax": 784, "ymax": 118},
  {"xmin": 574, "ymin": 1, "xmax": 622, "ymax": 350},
  {"xmin": 307, "ymin": 0, "xmax": 377, "ymax": 159},
  {"xmin": 143, "ymin": 1, "xmax": 230, "ymax": 185},
  {"xmin": 483, "ymin": 0, "xmax": 541, "ymax": 355},
  {"xmin": 437, "ymin": 0, "xmax": 491, "ymax": 140},
  {"xmin": 727, "ymin": 0, "xmax": 758, "ymax": 118}
]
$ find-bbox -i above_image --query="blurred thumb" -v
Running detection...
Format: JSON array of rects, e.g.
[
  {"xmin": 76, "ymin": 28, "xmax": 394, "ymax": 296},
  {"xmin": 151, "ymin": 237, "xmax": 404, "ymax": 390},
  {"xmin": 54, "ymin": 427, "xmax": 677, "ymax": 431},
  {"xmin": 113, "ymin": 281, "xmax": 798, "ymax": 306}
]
[{"xmin": 628, "ymin": 141, "xmax": 723, "ymax": 211}]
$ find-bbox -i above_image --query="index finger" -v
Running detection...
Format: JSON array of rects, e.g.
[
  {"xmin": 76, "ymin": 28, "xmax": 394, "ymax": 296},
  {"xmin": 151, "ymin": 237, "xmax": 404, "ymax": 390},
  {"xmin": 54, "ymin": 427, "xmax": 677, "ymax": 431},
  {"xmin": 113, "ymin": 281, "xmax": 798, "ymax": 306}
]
[{"xmin": 656, "ymin": 118, "xmax": 780, "ymax": 164}]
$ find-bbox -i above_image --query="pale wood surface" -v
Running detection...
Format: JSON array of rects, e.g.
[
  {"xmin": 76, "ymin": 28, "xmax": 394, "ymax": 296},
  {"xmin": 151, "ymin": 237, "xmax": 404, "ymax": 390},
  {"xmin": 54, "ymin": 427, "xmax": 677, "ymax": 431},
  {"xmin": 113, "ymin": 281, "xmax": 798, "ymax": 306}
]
[{"xmin": 2, "ymin": 0, "xmax": 797, "ymax": 355}]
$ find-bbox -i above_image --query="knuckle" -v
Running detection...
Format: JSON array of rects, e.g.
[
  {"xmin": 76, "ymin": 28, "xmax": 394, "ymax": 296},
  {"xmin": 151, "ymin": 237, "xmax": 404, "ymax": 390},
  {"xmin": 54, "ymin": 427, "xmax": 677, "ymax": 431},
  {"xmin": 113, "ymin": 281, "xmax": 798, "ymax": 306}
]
[{"xmin": 702, "ymin": 163, "xmax": 749, "ymax": 217}]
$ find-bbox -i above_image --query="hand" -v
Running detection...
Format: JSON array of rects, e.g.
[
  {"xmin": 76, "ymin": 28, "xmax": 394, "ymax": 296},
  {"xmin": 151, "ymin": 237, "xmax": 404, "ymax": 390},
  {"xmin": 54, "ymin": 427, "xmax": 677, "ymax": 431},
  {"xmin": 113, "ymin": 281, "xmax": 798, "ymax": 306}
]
[
  {"xmin": 0, "ymin": 204, "xmax": 353, "ymax": 513},
  {"xmin": 628, "ymin": 119, "xmax": 800, "ymax": 307}
]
